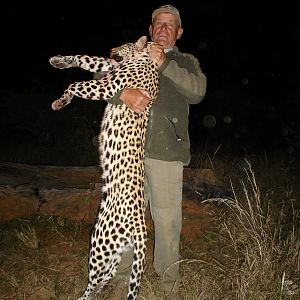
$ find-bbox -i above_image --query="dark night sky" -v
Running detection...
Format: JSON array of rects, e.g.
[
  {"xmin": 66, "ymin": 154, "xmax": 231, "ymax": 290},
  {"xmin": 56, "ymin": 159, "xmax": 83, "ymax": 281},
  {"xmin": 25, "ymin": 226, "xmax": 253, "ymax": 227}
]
[{"xmin": 1, "ymin": 1, "xmax": 300, "ymax": 164}]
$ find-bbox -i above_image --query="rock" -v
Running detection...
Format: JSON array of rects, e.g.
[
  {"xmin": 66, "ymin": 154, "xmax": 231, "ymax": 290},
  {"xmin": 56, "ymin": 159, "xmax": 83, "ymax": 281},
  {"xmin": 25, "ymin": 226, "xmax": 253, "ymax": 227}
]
[
  {"xmin": 0, "ymin": 162, "xmax": 102, "ymax": 222},
  {"xmin": 0, "ymin": 162, "xmax": 224, "ymax": 223}
]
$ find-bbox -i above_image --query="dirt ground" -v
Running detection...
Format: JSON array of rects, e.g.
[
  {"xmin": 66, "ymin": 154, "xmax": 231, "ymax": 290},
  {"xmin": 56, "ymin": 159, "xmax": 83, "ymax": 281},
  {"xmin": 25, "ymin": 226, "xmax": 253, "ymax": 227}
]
[{"xmin": 0, "ymin": 199, "xmax": 213, "ymax": 300}]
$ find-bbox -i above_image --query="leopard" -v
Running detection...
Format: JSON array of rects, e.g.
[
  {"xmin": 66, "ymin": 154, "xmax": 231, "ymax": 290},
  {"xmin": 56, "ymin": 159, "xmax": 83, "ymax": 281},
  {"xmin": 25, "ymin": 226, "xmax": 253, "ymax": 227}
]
[{"xmin": 49, "ymin": 36, "xmax": 159, "ymax": 300}]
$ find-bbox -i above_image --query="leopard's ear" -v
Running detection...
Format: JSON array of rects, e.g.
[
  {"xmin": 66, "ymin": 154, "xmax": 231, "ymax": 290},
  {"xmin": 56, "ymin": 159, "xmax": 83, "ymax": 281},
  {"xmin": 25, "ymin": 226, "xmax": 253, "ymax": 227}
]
[{"xmin": 136, "ymin": 36, "xmax": 147, "ymax": 50}]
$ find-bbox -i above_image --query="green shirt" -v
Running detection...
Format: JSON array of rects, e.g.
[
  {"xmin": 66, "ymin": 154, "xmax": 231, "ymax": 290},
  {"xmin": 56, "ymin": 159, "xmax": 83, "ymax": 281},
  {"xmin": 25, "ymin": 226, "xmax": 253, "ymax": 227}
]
[{"xmin": 103, "ymin": 46, "xmax": 207, "ymax": 166}]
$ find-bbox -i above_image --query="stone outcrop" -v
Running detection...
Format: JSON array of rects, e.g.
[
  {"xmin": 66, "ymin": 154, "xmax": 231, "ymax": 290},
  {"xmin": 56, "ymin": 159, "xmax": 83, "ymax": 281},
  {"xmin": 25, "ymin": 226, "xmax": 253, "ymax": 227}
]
[{"xmin": 0, "ymin": 162, "xmax": 231, "ymax": 223}]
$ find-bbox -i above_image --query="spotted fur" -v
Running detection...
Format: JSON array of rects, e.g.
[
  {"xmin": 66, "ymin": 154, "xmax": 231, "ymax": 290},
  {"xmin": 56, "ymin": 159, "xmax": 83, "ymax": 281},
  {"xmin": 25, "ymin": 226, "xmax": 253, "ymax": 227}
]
[{"xmin": 50, "ymin": 36, "xmax": 159, "ymax": 300}]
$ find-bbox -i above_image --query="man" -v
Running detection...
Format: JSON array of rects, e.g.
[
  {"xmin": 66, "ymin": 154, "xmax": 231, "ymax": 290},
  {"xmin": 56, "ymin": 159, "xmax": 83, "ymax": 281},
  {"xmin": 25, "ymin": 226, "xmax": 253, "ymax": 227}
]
[{"xmin": 100, "ymin": 4, "xmax": 207, "ymax": 299}]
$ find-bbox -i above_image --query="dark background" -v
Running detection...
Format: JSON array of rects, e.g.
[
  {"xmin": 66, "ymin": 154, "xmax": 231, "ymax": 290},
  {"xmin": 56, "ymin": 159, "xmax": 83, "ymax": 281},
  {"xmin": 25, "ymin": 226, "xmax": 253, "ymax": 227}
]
[{"xmin": 1, "ymin": 1, "xmax": 299, "ymax": 166}]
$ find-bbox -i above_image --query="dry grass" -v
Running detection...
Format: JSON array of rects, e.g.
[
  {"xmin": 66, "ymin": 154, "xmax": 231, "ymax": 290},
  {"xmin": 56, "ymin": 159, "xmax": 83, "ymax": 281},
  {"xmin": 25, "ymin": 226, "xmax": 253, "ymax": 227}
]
[
  {"xmin": 196, "ymin": 159, "xmax": 300, "ymax": 299},
  {"xmin": 0, "ymin": 159, "xmax": 299, "ymax": 299},
  {"xmin": 15, "ymin": 225, "xmax": 39, "ymax": 250}
]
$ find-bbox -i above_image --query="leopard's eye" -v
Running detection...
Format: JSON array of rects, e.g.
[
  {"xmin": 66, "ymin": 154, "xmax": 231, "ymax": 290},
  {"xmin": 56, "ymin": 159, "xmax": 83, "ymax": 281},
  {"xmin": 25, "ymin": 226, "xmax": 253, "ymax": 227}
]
[{"xmin": 111, "ymin": 54, "xmax": 123, "ymax": 62}]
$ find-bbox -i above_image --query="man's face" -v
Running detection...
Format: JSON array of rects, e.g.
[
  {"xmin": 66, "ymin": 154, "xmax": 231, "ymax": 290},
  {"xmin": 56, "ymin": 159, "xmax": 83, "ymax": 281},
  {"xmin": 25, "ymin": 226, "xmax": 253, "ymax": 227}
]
[{"xmin": 149, "ymin": 13, "xmax": 183, "ymax": 48}]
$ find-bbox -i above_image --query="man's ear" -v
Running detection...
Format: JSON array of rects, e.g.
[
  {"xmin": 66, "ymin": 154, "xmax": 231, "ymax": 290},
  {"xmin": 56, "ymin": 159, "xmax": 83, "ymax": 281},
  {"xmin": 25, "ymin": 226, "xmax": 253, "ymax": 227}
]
[
  {"xmin": 177, "ymin": 27, "xmax": 183, "ymax": 40},
  {"xmin": 149, "ymin": 25, "xmax": 153, "ymax": 38}
]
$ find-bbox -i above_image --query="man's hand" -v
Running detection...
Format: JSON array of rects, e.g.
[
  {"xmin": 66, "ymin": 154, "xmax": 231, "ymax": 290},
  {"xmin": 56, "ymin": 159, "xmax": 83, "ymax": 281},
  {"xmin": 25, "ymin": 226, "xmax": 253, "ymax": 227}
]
[
  {"xmin": 120, "ymin": 88, "xmax": 151, "ymax": 114},
  {"xmin": 149, "ymin": 44, "xmax": 166, "ymax": 68}
]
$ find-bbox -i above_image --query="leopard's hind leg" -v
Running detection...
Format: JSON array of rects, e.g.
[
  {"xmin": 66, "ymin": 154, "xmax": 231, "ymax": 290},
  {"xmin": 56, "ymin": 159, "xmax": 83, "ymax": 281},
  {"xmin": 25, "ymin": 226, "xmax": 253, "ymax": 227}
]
[
  {"xmin": 77, "ymin": 239, "xmax": 132, "ymax": 300},
  {"xmin": 77, "ymin": 254, "xmax": 121, "ymax": 300}
]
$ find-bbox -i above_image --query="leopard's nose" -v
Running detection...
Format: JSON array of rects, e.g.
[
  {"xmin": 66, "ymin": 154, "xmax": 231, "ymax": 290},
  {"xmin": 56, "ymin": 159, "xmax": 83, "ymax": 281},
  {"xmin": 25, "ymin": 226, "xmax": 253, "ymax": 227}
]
[{"xmin": 111, "ymin": 54, "xmax": 123, "ymax": 62}]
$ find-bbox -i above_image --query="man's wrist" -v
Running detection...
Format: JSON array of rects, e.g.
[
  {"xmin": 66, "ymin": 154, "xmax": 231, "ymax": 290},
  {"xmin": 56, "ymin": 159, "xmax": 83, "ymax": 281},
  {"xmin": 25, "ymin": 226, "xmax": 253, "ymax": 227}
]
[{"xmin": 120, "ymin": 89, "xmax": 128, "ymax": 105}]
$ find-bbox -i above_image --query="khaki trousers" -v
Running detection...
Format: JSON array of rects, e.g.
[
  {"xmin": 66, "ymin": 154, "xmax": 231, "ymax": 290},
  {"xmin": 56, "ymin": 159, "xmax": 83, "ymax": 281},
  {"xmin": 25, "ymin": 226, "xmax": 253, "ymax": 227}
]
[{"xmin": 114, "ymin": 158, "xmax": 183, "ymax": 292}]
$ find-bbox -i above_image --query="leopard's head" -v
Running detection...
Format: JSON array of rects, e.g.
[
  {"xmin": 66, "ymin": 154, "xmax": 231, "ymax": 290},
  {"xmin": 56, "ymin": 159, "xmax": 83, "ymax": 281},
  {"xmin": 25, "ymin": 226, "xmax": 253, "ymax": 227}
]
[{"xmin": 110, "ymin": 36, "xmax": 151, "ymax": 63}]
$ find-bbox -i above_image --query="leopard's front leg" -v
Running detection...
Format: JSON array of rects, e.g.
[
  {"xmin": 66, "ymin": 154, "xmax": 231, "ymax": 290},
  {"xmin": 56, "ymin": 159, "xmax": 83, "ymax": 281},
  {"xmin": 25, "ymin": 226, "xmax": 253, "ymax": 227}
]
[
  {"xmin": 49, "ymin": 55, "xmax": 114, "ymax": 73},
  {"xmin": 52, "ymin": 79, "xmax": 111, "ymax": 110}
]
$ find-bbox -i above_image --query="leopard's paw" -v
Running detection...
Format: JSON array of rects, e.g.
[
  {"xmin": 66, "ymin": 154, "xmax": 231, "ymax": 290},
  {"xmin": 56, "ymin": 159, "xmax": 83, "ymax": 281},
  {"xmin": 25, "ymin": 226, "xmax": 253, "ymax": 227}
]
[
  {"xmin": 51, "ymin": 99, "xmax": 68, "ymax": 110},
  {"xmin": 49, "ymin": 55, "xmax": 72, "ymax": 69},
  {"xmin": 51, "ymin": 92, "xmax": 73, "ymax": 110},
  {"xmin": 51, "ymin": 100, "xmax": 63, "ymax": 110}
]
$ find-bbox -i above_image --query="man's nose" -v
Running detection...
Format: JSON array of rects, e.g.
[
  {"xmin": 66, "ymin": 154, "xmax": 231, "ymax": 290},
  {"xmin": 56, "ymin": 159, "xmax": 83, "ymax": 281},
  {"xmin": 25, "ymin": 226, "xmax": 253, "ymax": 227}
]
[{"xmin": 160, "ymin": 23, "xmax": 168, "ymax": 30}]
